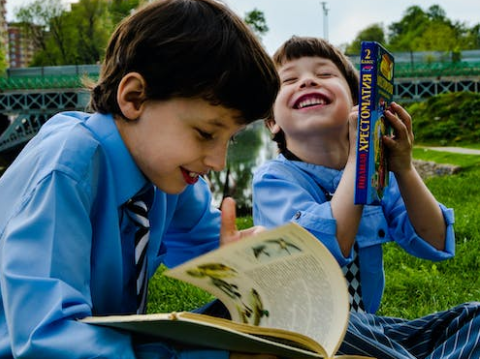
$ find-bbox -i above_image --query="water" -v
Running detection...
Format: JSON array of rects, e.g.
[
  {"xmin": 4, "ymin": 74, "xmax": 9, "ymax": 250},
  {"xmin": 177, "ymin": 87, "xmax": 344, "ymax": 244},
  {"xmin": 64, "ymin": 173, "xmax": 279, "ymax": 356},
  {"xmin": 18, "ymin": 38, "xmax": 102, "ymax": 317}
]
[{"xmin": 206, "ymin": 121, "xmax": 277, "ymax": 213}]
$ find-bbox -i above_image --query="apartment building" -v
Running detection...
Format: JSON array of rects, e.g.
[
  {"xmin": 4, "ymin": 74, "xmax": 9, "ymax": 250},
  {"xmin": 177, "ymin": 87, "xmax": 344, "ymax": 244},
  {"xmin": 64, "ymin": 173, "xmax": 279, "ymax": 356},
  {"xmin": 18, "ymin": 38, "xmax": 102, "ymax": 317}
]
[
  {"xmin": 0, "ymin": 0, "xmax": 7, "ymax": 65},
  {"xmin": 7, "ymin": 23, "xmax": 36, "ymax": 68}
]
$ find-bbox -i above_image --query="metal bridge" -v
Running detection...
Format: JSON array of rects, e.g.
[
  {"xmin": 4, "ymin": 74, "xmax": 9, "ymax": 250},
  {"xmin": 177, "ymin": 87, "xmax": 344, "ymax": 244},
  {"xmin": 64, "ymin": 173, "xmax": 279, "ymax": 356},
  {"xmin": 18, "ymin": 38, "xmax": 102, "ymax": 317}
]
[
  {"xmin": 0, "ymin": 65, "xmax": 98, "ymax": 161},
  {"xmin": 1, "ymin": 51, "xmax": 480, "ymax": 158}
]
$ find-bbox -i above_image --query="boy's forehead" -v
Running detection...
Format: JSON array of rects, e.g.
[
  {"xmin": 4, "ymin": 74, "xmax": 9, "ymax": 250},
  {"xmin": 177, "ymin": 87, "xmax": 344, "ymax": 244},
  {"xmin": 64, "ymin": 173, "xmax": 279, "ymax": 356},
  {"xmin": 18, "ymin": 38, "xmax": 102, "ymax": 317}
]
[{"xmin": 278, "ymin": 56, "xmax": 336, "ymax": 73}]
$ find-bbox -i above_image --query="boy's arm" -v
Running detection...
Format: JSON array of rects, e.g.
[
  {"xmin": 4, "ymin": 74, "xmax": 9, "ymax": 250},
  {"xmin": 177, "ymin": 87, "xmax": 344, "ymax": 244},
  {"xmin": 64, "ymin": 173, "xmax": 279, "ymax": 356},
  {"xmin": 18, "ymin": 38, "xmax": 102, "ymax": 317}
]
[
  {"xmin": 0, "ymin": 172, "xmax": 236, "ymax": 359},
  {"xmin": 383, "ymin": 103, "xmax": 446, "ymax": 250},
  {"xmin": 252, "ymin": 163, "xmax": 354, "ymax": 266},
  {"xmin": 329, "ymin": 107, "xmax": 364, "ymax": 257},
  {"xmin": 0, "ymin": 171, "xmax": 138, "ymax": 357}
]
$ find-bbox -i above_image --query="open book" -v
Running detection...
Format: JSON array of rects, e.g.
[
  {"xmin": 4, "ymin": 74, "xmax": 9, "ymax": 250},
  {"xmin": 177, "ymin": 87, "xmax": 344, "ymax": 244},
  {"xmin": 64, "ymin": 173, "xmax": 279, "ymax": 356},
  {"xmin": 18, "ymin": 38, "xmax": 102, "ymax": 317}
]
[{"xmin": 82, "ymin": 223, "xmax": 374, "ymax": 359}]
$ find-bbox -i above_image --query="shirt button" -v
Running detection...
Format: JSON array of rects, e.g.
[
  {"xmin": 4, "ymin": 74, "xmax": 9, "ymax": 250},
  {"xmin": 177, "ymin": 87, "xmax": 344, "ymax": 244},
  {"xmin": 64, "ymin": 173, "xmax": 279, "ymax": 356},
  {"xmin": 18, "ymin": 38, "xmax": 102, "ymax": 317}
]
[
  {"xmin": 294, "ymin": 211, "xmax": 301, "ymax": 220},
  {"xmin": 378, "ymin": 229, "xmax": 386, "ymax": 238}
]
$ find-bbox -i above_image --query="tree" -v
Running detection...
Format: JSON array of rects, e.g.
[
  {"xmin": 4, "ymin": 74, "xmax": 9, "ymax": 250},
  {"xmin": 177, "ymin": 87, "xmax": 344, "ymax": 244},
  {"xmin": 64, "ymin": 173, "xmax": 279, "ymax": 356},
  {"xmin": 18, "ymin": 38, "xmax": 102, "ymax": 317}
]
[
  {"xmin": 387, "ymin": 5, "xmax": 429, "ymax": 52},
  {"xmin": 244, "ymin": 9, "xmax": 269, "ymax": 39},
  {"xmin": 109, "ymin": 0, "xmax": 144, "ymax": 25},
  {"xmin": 69, "ymin": 0, "xmax": 113, "ymax": 64},
  {"xmin": 14, "ymin": 0, "xmax": 119, "ymax": 66},
  {"xmin": 15, "ymin": 0, "xmax": 68, "ymax": 65},
  {"xmin": 0, "ymin": 48, "xmax": 8, "ymax": 75},
  {"xmin": 345, "ymin": 4, "xmax": 480, "ymax": 54},
  {"xmin": 345, "ymin": 23, "xmax": 386, "ymax": 55},
  {"xmin": 387, "ymin": 4, "xmax": 471, "ymax": 52},
  {"xmin": 464, "ymin": 24, "xmax": 480, "ymax": 49}
]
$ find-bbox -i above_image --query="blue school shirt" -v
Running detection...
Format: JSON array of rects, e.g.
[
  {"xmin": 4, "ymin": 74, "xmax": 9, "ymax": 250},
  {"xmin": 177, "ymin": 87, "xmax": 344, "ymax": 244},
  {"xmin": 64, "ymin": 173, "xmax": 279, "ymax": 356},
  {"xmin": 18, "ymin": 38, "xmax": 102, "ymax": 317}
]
[
  {"xmin": 0, "ymin": 112, "xmax": 228, "ymax": 359},
  {"xmin": 252, "ymin": 154, "xmax": 455, "ymax": 314}
]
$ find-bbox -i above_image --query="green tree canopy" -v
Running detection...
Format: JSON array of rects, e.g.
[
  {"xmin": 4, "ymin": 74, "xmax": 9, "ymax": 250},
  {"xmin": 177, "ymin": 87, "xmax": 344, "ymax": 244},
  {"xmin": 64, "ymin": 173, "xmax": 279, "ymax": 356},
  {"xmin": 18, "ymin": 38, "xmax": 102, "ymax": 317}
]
[
  {"xmin": 345, "ymin": 4, "xmax": 480, "ymax": 54},
  {"xmin": 345, "ymin": 23, "xmax": 386, "ymax": 55},
  {"xmin": 244, "ymin": 9, "xmax": 269, "ymax": 39},
  {"xmin": 14, "ymin": 0, "xmax": 139, "ymax": 66},
  {"xmin": 0, "ymin": 48, "xmax": 8, "ymax": 75}
]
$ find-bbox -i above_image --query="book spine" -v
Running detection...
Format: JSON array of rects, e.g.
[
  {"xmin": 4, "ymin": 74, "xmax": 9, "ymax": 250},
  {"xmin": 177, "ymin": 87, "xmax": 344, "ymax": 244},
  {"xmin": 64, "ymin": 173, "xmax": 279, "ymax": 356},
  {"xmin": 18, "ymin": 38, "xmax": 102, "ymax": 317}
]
[{"xmin": 354, "ymin": 41, "xmax": 379, "ymax": 205}]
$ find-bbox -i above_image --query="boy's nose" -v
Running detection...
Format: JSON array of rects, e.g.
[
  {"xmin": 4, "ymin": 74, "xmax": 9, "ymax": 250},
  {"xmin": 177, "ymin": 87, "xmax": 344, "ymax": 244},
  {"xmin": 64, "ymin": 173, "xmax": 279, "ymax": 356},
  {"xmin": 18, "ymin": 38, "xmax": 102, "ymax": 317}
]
[
  {"xmin": 204, "ymin": 145, "xmax": 227, "ymax": 172},
  {"xmin": 299, "ymin": 76, "xmax": 319, "ymax": 88}
]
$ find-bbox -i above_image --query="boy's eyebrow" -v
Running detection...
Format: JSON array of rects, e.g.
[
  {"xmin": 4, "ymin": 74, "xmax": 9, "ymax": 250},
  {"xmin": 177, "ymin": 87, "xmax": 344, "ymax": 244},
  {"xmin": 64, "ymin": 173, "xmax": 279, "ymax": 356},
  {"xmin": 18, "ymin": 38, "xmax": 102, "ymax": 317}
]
[
  {"xmin": 279, "ymin": 58, "xmax": 336, "ymax": 74},
  {"xmin": 206, "ymin": 119, "xmax": 228, "ymax": 128},
  {"xmin": 278, "ymin": 63, "xmax": 297, "ymax": 74},
  {"xmin": 205, "ymin": 118, "xmax": 241, "ymax": 129}
]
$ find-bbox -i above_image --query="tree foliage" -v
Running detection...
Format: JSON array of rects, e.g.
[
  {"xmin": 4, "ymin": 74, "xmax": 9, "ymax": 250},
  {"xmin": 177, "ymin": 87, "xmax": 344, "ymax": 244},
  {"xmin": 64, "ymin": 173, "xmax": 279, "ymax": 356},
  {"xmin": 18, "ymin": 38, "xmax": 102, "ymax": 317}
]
[
  {"xmin": 345, "ymin": 23, "xmax": 386, "ymax": 55},
  {"xmin": 15, "ymin": 0, "xmax": 69, "ymax": 65},
  {"xmin": 347, "ymin": 4, "xmax": 480, "ymax": 54},
  {"xmin": 13, "ymin": 0, "xmax": 139, "ymax": 66},
  {"xmin": 408, "ymin": 92, "xmax": 480, "ymax": 145},
  {"xmin": 0, "ymin": 48, "xmax": 8, "ymax": 75},
  {"xmin": 13, "ymin": 2, "xmax": 268, "ymax": 66},
  {"xmin": 244, "ymin": 9, "xmax": 269, "ymax": 39}
]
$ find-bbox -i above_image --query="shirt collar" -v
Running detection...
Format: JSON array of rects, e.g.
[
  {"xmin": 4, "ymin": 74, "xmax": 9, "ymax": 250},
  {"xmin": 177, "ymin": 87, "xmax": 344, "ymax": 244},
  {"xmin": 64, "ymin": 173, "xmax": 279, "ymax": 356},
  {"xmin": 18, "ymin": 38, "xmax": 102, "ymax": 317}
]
[
  {"xmin": 278, "ymin": 152, "xmax": 344, "ymax": 194},
  {"xmin": 86, "ymin": 113, "xmax": 149, "ymax": 206}
]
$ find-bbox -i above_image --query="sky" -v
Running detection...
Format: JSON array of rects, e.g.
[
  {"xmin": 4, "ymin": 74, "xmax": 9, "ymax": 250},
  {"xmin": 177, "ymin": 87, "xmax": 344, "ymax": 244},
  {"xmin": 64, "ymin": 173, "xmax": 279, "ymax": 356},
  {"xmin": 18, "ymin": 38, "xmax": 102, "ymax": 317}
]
[{"xmin": 5, "ymin": 0, "xmax": 480, "ymax": 55}]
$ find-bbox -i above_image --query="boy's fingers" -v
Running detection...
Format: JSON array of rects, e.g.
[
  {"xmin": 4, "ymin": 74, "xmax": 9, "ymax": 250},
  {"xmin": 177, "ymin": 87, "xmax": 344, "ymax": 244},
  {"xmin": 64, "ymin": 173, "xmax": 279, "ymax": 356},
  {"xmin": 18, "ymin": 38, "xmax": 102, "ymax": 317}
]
[
  {"xmin": 389, "ymin": 102, "xmax": 412, "ymax": 131},
  {"xmin": 220, "ymin": 197, "xmax": 238, "ymax": 238}
]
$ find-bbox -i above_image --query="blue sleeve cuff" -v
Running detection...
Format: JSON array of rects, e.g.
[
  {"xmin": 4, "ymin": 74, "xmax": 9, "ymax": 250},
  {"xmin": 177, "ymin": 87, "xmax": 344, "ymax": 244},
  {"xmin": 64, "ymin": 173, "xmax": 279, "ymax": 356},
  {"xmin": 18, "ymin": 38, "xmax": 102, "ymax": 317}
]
[{"xmin": 395, "ymin": 203, "xmax": 455, "ymax": 259}]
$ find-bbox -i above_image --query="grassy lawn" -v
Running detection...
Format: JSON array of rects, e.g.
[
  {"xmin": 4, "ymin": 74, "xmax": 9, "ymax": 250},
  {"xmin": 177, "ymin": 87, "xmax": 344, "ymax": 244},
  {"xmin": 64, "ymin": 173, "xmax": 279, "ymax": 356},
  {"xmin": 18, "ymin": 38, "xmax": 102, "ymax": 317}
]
[
  {"xmin": 378, "ymin": 147, "xmax": 480, "ymax": 318},
  {"xmin": 147, "ymin": 147, "xmax": 480, "ymax": 319}
]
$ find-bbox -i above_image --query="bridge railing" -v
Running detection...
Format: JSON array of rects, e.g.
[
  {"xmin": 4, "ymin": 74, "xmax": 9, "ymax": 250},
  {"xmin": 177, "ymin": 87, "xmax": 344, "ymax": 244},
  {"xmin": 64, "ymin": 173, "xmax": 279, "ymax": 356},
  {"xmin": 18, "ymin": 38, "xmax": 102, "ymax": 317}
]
[
  {"xmin": 0, "ymin": 75, "xmax": 99, "ymax": 90},
  {"xmin": 394, "ymin": 61, "xmax": 480, "ymax": 78},
  {"xmin": 3, "ymin": 58, "xmax": 480, "ymax": 91},
  {"xmin": 1, "ymin": 64, "xmax": 100, "ymax": 90}
]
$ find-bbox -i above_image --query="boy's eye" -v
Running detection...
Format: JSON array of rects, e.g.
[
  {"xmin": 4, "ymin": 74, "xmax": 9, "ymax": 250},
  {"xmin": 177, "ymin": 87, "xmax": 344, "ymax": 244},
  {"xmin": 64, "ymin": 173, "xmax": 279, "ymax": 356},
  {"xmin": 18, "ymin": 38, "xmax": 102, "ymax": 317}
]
[
  {"xmin": 282, "ymin": 77, "xmax": 297, "ymax": 84},
  {"xmin": 317, "ymin": 72, "xmax": 333, "ymax": 78},
  {"xmin": 196, "ymin": 129, "xmax": 214, "ymax": 140}
]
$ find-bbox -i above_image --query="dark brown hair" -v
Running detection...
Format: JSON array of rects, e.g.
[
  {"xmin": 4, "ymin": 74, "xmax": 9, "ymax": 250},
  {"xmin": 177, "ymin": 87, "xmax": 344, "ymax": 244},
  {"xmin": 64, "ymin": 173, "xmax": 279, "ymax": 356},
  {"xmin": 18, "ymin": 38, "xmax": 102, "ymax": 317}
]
[
  {"xmin": 270, "ymin": 36, "xmax": 359, "ymax": 152},
  {"xmin": 89, "ymin": 0, "xmax": 279, "ymax": 124}
]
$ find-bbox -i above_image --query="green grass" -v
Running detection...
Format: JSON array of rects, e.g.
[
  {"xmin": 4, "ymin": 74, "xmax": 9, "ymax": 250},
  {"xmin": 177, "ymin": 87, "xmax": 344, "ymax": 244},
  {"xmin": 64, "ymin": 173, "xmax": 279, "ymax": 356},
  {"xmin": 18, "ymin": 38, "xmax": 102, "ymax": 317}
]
[
  {"xmin": 379, "ymin": 148, "xmax": 480, "ymax": 318},
  {"xmin": 413, "ymin": 147, "xmax": 480, "ymax": 168},
  {"xmin": 148, "ymin": 148, "xmax": 480, "ymax": 319}
]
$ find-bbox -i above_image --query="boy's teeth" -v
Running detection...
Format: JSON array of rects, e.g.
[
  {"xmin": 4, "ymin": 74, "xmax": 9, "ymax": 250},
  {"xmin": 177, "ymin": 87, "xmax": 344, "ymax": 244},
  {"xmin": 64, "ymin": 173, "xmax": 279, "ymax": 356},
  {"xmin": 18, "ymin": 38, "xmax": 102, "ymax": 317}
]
[
  {"xmin": 189, "ymin": 172, "xmax": 198, "ymax": 178},
  {"xmin": 298, "ymin": 98, "xmax": 325, "ymax": 109}
]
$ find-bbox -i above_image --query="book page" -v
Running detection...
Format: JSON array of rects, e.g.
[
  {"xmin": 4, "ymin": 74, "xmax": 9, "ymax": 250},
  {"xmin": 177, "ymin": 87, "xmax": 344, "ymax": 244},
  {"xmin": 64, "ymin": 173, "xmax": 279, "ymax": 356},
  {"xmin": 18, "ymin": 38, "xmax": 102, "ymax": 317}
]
[{"xmin": 165, "ymin": 223, "xmax": 350, "ymax": 358}]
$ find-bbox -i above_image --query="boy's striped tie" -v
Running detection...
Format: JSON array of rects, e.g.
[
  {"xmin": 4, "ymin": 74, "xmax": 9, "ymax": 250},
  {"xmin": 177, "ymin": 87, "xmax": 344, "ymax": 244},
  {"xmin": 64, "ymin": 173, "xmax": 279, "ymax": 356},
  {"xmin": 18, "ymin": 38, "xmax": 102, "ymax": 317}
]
[{"xmin": 125, "ymin": 186, "xmax": 154, "ymax": 314}]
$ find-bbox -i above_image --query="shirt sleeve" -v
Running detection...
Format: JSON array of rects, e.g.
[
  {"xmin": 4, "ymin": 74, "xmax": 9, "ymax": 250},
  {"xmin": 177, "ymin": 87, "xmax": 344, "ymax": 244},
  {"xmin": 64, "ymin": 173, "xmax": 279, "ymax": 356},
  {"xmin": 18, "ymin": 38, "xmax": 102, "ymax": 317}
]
[
  {"xmin": 383, "ymin": 175, "xmax": 455, "ymax": 260},
  {"xmin": 252, "ymin": 164, "xmax": 351, "ymax": 266},
  {"xmin": 0, "ymin": 170, "xmax": 140, "ymax": 357},
  {"xmin": 162, "ymin": 177, "xmax": 221, "ymax": 268}
]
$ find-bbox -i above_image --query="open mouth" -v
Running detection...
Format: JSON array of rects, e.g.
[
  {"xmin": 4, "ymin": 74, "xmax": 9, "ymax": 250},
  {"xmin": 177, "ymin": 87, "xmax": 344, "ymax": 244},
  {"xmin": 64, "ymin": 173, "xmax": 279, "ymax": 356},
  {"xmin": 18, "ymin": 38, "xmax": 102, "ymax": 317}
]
[
  {"xmin": 181, "ymin": 168, "xmax": 200, "ymax": 185},
  {"xmin": 294, "ymin": 93, "xmax": 330, "ymax": 109}
]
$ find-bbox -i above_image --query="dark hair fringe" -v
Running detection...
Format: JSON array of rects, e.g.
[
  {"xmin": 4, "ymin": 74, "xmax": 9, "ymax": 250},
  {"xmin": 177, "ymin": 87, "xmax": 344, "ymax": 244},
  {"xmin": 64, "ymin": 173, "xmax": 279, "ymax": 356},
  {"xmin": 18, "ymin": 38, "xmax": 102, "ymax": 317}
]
[{"xmin": 88, "ymin": 0, "xmax": 279, "ymax": 125}]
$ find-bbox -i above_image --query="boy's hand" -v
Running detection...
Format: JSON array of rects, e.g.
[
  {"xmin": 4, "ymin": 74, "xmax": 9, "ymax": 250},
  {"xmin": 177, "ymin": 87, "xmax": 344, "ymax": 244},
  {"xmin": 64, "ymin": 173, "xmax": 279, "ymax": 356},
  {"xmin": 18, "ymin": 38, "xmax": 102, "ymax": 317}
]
[
  {"xmin": 220, "ymin": 197, "xmax": 265, "ymax": 246},
  {"xmin": 383, "ymin": 102, "xmax": 414, "ymax": 174}
]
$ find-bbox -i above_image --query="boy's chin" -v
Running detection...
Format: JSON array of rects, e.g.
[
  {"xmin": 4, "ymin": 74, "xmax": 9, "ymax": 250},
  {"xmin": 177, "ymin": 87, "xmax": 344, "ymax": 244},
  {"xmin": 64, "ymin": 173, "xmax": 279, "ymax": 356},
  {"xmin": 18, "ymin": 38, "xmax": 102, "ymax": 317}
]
[{"xmin": 155, "ymin": 181, "xmax": 189, "ymax": 195}]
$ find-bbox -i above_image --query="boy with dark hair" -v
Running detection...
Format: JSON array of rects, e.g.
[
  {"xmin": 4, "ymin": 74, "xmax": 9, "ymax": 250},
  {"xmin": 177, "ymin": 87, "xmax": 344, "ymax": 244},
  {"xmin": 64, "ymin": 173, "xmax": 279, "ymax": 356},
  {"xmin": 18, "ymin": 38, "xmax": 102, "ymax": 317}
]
[
  {"xmin": 0, "ymin": 0, "xmax": 279, "ymax": 358},
  {"xmin": 252, "ymin": 35, "xmax": 480, "ymax": 358}
]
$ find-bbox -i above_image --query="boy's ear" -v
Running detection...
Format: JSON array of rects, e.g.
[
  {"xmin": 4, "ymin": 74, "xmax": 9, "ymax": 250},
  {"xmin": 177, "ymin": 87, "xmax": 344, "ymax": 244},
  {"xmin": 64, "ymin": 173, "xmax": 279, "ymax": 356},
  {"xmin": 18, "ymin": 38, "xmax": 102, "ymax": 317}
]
[
  {"xmin": 117, "ymin": 72, "xmax": 147, "ymax": 120},
  {"xmin": 265, "ymin": 117, "xmax": 281, "ymax": 134}
]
